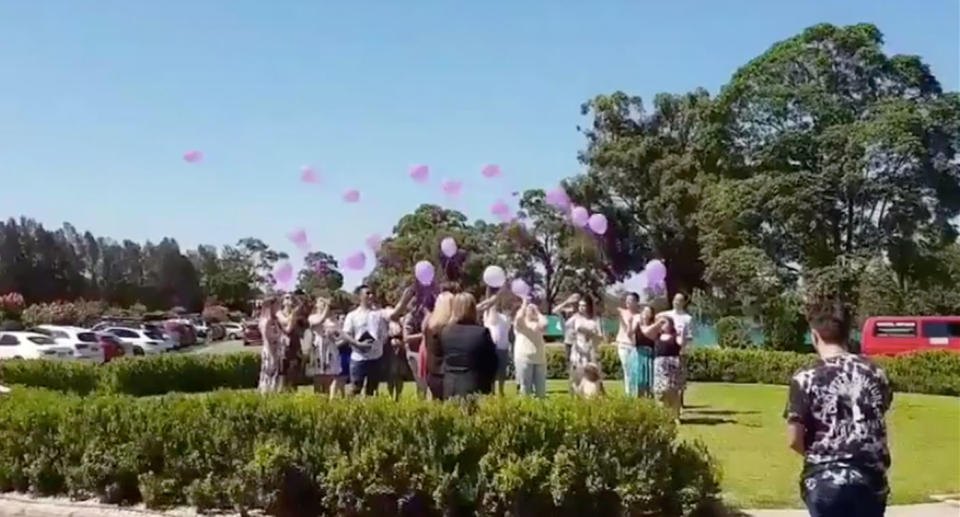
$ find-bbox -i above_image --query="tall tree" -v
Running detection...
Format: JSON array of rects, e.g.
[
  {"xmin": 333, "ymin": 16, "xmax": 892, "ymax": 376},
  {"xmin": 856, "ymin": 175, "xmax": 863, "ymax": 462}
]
[{"xmin": 297, "ymin": 251, "xmax": 344, "ymax": 295}]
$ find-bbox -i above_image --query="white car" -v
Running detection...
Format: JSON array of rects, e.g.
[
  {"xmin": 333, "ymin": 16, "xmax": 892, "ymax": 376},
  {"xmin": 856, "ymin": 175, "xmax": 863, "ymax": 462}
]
[
  {"xmin": 222, "ymin": 322, "xmax": 244, "ymax": 340},
  {"xmin": 0, "ymin": 332, "xmax": 75, "ymax": 360},
  {"xmin": 35, "ymin": 325, "xmax": 106, "ymax": 363},
  {"xmin": 102, "ymin": 327, "xmax": 174, "ymax": 356}
]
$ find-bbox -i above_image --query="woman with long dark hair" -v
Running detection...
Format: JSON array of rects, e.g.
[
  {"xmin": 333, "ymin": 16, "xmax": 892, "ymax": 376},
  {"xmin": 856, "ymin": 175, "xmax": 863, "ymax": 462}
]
[
  {"xmin": 568, "ymin": 296, "xmax": 601, "ymax": 391},
  {"xmin": 643, "ymin": 315, "xmax": 685, "ymax": 418},
  {"xmin": 634, "ymin": 305, "xmax": 657, "ymax": 396}
]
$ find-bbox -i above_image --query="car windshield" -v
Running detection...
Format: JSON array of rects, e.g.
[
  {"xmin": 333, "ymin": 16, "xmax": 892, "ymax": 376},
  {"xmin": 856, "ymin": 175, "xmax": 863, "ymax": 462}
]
[
  {"xmin": 27, "ymin": 336, "xmax": 56, "ymax": 345},
  {"xmin": 77, "ymin": 332, "xmax": 98, "ymax": 342},
  {"xmin": 145, "ymin": 330, "xmax": 165, "ymax": 340}
]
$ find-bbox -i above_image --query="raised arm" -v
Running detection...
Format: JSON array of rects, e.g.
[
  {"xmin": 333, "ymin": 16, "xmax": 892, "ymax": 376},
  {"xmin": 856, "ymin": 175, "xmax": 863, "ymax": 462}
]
[
  {"xmin": 640, "ymin": 318, "xmax": 664, "ymax": 341},
  {"xmin": 477, "ymin": 288, "xmax": 506, "ymax": 313},
  {"xmin": 552, "ymin": 293, "xmax": 580, "ymax": 315},
  {"xmin": 384, "ymin": 286, "xmax": 416, "ymax": 322}
]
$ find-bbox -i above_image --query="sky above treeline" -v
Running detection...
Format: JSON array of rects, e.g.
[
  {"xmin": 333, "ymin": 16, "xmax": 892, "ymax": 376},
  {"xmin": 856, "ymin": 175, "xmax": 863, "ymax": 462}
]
[{"xmin": 1, "ymin": 1, "xmax": 957, "ymax": 287}]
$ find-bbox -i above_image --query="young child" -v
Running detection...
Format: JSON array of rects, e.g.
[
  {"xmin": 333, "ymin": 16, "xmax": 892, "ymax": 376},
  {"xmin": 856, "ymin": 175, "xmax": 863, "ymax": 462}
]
[{"xmin": 576, "ymin": 363, "xmax": 606, "ymax": 399}]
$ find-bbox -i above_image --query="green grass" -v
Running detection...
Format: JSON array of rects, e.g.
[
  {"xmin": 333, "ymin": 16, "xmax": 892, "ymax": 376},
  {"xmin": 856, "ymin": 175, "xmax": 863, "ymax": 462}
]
[{"xmin": 193, "ymin": 341, "xmax": 959, "ymax": 509}]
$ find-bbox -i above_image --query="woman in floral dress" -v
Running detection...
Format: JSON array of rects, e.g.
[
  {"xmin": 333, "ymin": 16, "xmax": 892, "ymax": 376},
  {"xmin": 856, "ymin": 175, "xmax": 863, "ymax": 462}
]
[
  {"xmin": 305, "ymin": 297, "xmax": 343, "ymax": 399},
  {"xmin": 258, "ymin": 297, "xmax": 285, "ymax": 393}
]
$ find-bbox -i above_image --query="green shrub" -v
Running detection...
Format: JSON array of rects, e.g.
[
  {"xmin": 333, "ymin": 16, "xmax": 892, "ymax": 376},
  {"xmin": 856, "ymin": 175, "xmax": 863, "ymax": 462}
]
[
  {"xmin": 0, "ymin": 388, "xmax": 720, "ymax": 516},
  {"xmin": 874, "ymin": 352, "xmax": 960, "ymax": 396},
  {"xmin": 715, "ymin": 317, "xmax": 752, "ymax": 349},
  {"xmin": 97, "ymin": 353, "xmax": 260, "ymax": 396},
  {"xmin": 0, "ymin": 359, "xmax": 100, "ymax": 395}
]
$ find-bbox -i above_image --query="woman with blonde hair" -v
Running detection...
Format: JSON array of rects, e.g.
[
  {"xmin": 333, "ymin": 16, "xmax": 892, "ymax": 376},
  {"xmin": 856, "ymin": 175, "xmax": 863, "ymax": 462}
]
[
  {"xmin": 424, "ymin": 290, "xmax": 456, "ymax": 400},
  {"xmin": 257, "ymin": 297, "xmax": 284, "ymax": 393},
  {"xmin": 436, "ymin": 292, "xmax": 498, "ymax": 398},
  {"xmin": 513, "ymin": 297, "xmax": 548, "ymax": 398}
]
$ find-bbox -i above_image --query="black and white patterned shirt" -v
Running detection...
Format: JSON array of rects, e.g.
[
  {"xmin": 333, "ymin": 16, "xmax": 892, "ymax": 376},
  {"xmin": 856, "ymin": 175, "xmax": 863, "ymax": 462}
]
[{"xmin": 785, "ymin": 354, "xmax": 893, "ymax": 483}]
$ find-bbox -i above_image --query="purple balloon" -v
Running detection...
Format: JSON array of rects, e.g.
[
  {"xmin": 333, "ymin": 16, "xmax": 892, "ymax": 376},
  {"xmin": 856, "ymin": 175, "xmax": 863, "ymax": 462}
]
[
  {"xmin": 343, "ymin": 189, "xmax": 360, "ymax": 203},
  {"xmin": 481, "ymin": 164, "xmax": 501, "ymax": 178},
  {"xmin": 345, "ymin": 251, "xmax": 366, "ymax": 271},
  {"xmin": 570, "ymin": 206, "xmax": 589, "ymax": 227},
  {"xmin": 415, "ymin": 260, "xmax": 436, "ymax": 286},
  {"xmin": 483, "ymin": 265, "xmax": 506, "ymax": 288},
  {"xmin": 300, "ymin": 166, "xmax": 320, "ymax": 184},
  {"xmin": 588, "ymin": 213, "xmax": 608, "ymax": 235},
  {"xmin": 441, "ymin": 179, "xmax": 462, "ymax": 197},
  {"xmin": 365, "ymin": 233, "xmax": 382, "ymax": 253},
  {"xmin": 545, "ymin": 187, "xmax": 570, "ymax": 211},
  {"xmin": 440, "ymin": 237, "xmax": 457, "ymax": 258},
  {"xmin": 645, "ymin": 259, "xmax": 667, "ymax": 284},
  {"xmin": 275, "ymin": 262, "xmax": 293, "ymax": 285},
  {"xmin": 410, "ymin": 164, "xmax": 429, "ymax": 183},
  {"xmin": 511, "ymin": 278, "xmax": 530, "ymax": 299}
]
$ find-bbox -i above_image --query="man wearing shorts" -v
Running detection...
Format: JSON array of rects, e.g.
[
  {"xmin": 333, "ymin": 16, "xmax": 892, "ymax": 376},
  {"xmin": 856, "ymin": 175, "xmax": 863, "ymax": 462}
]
[{"xmin": 341, "ymin": 285, "xmax": 413, "ymax": 397}]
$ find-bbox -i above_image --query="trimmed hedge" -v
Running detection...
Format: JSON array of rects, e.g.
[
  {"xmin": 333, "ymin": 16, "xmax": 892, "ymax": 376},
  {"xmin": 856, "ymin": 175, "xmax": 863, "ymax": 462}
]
[
  {"xmin": 3, "ymin": 347, "xmax": 959, "ymax": 397},
  {"xmin": 0, "ymin": 388, "xmax": 721, "ymax": 516}
]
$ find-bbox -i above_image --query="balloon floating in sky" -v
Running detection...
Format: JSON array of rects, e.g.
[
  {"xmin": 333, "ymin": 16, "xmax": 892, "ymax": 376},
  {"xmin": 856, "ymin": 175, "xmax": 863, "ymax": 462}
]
[
  {"xmin": 365, "ymin": 233, "xmax": 382, "ymax": 253},
  {"xmin": 345, "ymin": 251, "xmax": 366, "ymax": 271},
  {"xmin": 300, "ymin": 166, "xmax": 319, "ymax": 184},
  {"xmin": 570, "ymin": 206, "xmax": 589, "ymax": 227},
  {"xmin": 490, "ymin": 200, "xmax": 512, "ymax": 222},
  {"xmin": 481, "ymin": 164, "xmax": 501, "ymax": 178},
  {"xmin": 274, "ymin": 262, "xmax": 293, "ymax": 286},
  {"xmin": 588, "ymin": 213, "xmax": 608, "ymax": 235},
  {"xmin": 645, "ymin": 259, "xmax": 667, "ymax": 289},
  {"xmin": 441, "ymin": 179, "xmax": 462, "ymax": 197},
  {"xmin": 183, "ymin": 150, "xmax": 203, "ymax": 163},
  {"xmin": 440, "ymin": 237, "xmax": 458, "ymax": 258},
  {"xmin": 483, "ymin": 265, "xmax": 506, "ymax": 288},
  {"xmin": 287, "ymin": 228, "xmax": 310, "ymax": 252},
  {"xmin": 409, "ymin": 164, "xmax": 429, "ymax": 184},
  {"xmin": 511, "ymin": 278, "xmax": 531, "ymax": 299},
  {"xmin": 342, "ymin": 189, "xmax": 361, "ymax": 203},
  {"xmin": 545, "ymin": 187, "xmax": 571, "ymax": 211},
  {"xmin": 414, "ymin": 260, "xmax": 435, "ymax": 286}
]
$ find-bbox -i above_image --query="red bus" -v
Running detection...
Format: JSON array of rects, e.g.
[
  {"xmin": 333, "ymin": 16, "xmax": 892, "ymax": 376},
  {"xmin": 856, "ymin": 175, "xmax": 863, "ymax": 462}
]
[{"xmin": 860, "ymin": 316, "xmax": 960, "ymax": 356}]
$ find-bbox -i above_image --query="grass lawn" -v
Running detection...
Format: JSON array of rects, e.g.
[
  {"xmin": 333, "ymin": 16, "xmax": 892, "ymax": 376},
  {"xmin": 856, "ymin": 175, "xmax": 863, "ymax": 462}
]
[{"xmin": 192, "ymin": 343, "xmax": 959, "ymax": 509}]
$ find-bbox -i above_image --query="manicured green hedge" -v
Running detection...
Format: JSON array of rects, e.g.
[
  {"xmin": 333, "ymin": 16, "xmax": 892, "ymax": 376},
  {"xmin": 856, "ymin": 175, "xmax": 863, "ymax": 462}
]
[
  {"xmin": 0, "ymin": 388, "xmax": 721, "ymax": 516},
  {"xmin": 3, "ymin": 348, "xmax": 958, "ymax": 397}
]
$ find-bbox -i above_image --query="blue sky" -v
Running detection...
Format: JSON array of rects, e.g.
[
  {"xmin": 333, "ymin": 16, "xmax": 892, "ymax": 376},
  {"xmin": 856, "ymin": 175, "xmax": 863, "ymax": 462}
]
[{"xmin": 1, "ymin": 1, "xmax": 957, "ymax": 287}]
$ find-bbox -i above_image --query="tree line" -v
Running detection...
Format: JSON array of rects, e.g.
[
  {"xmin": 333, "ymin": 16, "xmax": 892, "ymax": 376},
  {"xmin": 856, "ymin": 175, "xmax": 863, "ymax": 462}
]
[{"xmin": 2, "ymin": 24, "xmax": 959, "ymax": 342}]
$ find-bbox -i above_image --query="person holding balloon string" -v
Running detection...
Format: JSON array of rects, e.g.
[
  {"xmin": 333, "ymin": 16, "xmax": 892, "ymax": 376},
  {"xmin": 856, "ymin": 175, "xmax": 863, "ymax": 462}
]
[
  {"xmin": 478, "ymin": 286, "xmax": 515, "ymax": 396},
  {"xmin": 551, "ymin": 293, "xmax": 582, "ymax": 392}
]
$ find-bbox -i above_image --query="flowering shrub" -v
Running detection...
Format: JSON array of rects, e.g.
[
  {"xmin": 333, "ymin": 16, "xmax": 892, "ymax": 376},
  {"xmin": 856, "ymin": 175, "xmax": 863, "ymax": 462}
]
[{"xmin": 0, "ymin": 292, "xmax": 25, "ymax": 320}]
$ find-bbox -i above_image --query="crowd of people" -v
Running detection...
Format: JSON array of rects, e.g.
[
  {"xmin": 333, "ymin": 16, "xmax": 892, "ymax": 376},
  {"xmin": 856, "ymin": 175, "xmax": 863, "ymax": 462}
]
[{"xmin": 253, "ymin": 282, "xmax": 697, "ymax": 413}]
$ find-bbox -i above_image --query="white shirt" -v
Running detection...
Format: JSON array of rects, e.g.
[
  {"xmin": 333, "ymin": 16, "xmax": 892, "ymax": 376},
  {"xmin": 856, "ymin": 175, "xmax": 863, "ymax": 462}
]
[
  {"xmin": 342, "ymin": 307, "xmax": 390, "ymax": 361},
  {"xmin": 485, "ymin": 309, "xmax": 512, "ymax": 350},
  {"xmin": 659, "ymin": 309, "xmax": 694, "ymax": 344}
]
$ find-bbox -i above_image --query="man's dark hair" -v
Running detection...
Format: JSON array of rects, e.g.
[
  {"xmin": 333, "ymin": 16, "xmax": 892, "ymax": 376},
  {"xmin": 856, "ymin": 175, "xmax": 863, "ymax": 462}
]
[
  {"xmin": 354, "ymin": 284, "xmax": 371, "ymax": 296},
  {"xmin": 626, "ymin": 292, "xmax": 640, "ymax": 302},
  {"xmin": 439, "ymin": 281, "xmax": 461, "ymax": 294},
  {"xmin": 806, "ymin": 298, "xmax": 851, "ymax": 346}
]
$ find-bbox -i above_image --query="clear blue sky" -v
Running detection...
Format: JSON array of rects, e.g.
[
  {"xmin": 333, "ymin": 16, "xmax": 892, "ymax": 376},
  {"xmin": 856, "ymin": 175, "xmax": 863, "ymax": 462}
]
[{"xmin": 1, "ymin": 1, "xmax": 957, "ymax": 287}]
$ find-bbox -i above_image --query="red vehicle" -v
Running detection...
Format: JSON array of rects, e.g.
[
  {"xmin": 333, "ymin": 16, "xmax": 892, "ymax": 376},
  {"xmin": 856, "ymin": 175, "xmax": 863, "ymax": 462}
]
[
  {"xmin": 861, "ymin": 316, "xmax": 960, "ymax": 356},
  {"xmin": 97, "ymin": 333, "xmax": 126, "ymax": 362}
]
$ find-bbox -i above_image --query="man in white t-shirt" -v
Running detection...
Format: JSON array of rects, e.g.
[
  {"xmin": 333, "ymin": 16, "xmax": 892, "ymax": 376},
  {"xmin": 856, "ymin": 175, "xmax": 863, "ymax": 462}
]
[{"xmin": 341, "ymin": 284, "xmax": 413, "ymax": 396}]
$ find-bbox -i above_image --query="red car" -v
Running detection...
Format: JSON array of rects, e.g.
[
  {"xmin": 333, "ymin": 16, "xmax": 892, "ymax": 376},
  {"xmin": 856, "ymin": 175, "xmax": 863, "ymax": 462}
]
[{"xmin": 861, "ymin": 316, "xmax": 960, "ymax": 356}]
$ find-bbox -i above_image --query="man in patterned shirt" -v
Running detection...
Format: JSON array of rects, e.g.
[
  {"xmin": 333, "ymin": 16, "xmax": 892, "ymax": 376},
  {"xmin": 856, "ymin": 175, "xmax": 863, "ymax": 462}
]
[{"xmin": 785, "ymin": 299, "xmax": 893, "ymax": 517}]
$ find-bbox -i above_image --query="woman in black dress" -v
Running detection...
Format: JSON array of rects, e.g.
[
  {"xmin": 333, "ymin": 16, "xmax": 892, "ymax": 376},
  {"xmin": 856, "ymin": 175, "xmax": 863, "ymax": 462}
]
[{"xmin": 437, "ymin": 293, "xmax": 498, "ymax": 399}]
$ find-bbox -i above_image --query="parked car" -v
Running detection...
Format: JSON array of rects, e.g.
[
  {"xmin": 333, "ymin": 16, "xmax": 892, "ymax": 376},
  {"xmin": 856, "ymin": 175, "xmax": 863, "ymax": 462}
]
[
  {"xmin": 34, "ymin": 325, "xmax": 106, "ymax": 363},
  {"xmin": 242, "ymin": 320, "xmax": 262, "ymax": 347},
  {"xmin": 101, "ymin": 327, "xmax": 174, "ymax": 356},
  {"xmin": 222, "ymin": 322, "xmax": 244, "ymax": 340},
  {"xmin": 96, "ymin": 332, "xmax": 130, "ymax": 360},
  {"xmin": 0, "ymin": 332, "xmax": 74, "ymax": 360},
  {"xmin": 861, "ymin": 316, "xmax": 960, "ymax": 356},
  {"xmin": 162, "ymin": 320, "xmax": 197, "ymax": 349}
]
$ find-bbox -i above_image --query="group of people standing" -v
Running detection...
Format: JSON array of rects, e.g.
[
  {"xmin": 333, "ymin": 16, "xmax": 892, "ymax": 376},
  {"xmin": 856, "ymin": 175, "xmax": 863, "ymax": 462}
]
[{"xmin": 254, "ymin": 282, "xmax": 694, "ymax": 416}]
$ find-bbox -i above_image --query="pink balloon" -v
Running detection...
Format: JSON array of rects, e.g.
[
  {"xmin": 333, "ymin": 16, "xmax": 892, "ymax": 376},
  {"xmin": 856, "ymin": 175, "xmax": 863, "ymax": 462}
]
[
  {"xmin": 645, "ymin": 259, "xmax": 667, "ymax": 284},
  {"xmin": 342, "ymin": 189, "xmax": 360, "ymax": 203},
  {"xmin": 414, "ymin": 261, "xmax": 435, "ymax": 286},
  {"xmin": 365, "ymin": 233, "xmax": 383, "ymax": 253},
  {"xmin": 183, "ymin": 150, "xmax": 203, "ymax": 163},
  {"xmin": 410, "ymin": 164, "xmax": 430, "ymax": 184},
  {"xmin": 441, "ymin": 179, "xmax": 462, "ymax": 197},
  {"xmin": 275, "ymin": 262, "xmax": 293, "ymax": 285},
  {"xmin": 490, "ymin": 200, "xmax": 513, "ymax": 222},
  {"xmin": 545, "ymin": 187, "xmax": 571, "ymax": 211},
  {"xmin": 510, "ymin": 278, "xmax": 530, "ymax": 299},
  {"xmin": 570, "ymin": 206, "xmax": 589, "ymax": 227},
  {"xmin": 300, "ymin": 166, "xmax": 320, "ymax": 184},
  {"xmin": 440, "ymin": 237, "xmax": 457, "ymax": 258},
  {"xmin": 287, "ymin": 228, "xmax": 310, "ymax": 252},
  {"xmin": 588, "ymin": 213, "xmax": 608, "ymax": 235},
  {"xmin": 345, "ymin": 251, "xmax": 366, "ymax": 271},
  {"xmin": 481, "ymin": 164, "xmax": 501, "ymax": 178}
]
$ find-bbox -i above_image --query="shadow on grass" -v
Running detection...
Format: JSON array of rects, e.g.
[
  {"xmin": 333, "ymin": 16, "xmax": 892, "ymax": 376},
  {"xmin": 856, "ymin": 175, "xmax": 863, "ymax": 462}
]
[
  {"xmin": 685, "ymin": 409, "xmax": 760, "ymax": 416},
  {"xmin": 680, "ymin": 416, "xmax": 739, "ymax": 426}
]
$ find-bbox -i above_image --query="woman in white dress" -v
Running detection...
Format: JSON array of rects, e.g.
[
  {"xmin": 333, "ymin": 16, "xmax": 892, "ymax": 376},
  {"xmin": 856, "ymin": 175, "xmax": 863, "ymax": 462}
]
[
  {"xmin": 569, "ymin": 297, "xmax": 602, "ymax": 389},
  {"xmin": 258, "ymin": 297, "xmax": 285, "ymax": 394},
  {"xmin": 305, "ymin": 297, "xmax": 343, "ymax": 399}
]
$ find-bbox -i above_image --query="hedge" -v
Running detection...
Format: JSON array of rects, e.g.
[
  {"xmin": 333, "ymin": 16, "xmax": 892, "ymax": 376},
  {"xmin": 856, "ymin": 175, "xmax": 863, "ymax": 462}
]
[
  {"xmin": 0, "ymin": 388, "xmax": 721, "ymax": 516},
  {"xmin": 2, "ymin": 348, "xmax": 958, "ymax": 397}
]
